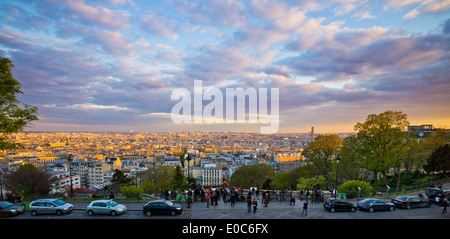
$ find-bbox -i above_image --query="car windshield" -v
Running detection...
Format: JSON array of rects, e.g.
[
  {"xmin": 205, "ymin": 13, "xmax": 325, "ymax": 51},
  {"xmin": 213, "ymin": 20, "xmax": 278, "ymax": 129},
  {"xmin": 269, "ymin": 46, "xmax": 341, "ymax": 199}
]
[
  {"xmin": 397, "ymin": 196, "xmax": 406, "ymax": 200},
  {"xmin": 106, "ymin": 201, "xmax": 119, "ymax": 207},
  {"xmin": 0, "ymin": 202, "xmax": 14, "ymax": 207},
  {"xmin": 52, "ymin": 200, "xmax": 67, "ymax": 206},
  {"xmin": 165, "ymin": 200, "xmax": 174, "ymax": 206}
]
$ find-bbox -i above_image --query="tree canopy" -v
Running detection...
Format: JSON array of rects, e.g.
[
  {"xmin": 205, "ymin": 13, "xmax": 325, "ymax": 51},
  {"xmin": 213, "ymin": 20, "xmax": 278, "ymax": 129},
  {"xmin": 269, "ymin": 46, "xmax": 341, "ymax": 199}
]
[{"xmin": 0, "ymin": 56, "xmax": 39, "ymax": 150}]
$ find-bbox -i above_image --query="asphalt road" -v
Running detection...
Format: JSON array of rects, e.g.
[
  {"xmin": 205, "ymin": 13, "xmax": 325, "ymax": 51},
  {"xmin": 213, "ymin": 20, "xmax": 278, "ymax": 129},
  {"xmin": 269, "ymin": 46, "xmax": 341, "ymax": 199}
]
[{"xmin": 5, "ymin": 200, "xmax": 449, "ymax": 219}]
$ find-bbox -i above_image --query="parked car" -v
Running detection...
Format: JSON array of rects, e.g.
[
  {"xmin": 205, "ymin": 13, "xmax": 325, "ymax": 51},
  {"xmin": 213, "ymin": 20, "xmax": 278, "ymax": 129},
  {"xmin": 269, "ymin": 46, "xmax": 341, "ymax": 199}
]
[
  {"xmin": 391, "ymin": 196, "xmax": 431, "ymax": 209},
  {"xmin": 143, "ymin": 199, "xmax": 183, "ymax": 216},
  {"xmin": 0, "ymin": 201, "xmax": 24, "ymax": 218},
  {"xmin": 29, "ymin": 199, "xmax": 73, "ymax": 216},
  {"xmin": 425, "ymin": 188, "xmax": 450, "ymax": 202},
  {"xmin": 323, "ymin": 198, "xmax": 357, "ymax": 213},
  {"xmin": 86, "ymin": 200, "xmax": 127, "ymax": 216},
  {"xmin": 357, "ymin": 198, "xmax": 395, "ymax": 213}
]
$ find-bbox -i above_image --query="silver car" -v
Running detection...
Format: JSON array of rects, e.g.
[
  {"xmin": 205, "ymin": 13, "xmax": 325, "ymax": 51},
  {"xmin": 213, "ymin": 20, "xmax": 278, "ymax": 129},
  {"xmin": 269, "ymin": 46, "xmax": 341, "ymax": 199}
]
[
  {"xmin": 29, "ymin": 199, "xmax": 73, "ymax": 216},
  {"xmin": 86, "ymin": 200, "xmax": 127, "ymax": 216}
]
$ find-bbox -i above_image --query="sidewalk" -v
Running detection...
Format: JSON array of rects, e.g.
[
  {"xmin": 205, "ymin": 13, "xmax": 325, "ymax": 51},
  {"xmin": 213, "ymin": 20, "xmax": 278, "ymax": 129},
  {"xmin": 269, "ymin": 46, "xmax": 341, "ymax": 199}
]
[
  {"xmin": 69, "ymin": 196, "xmax": 342, "ymax": 211},
  {"xmin": 69, "ymin": 184, "xmax": 446, "ymax": 211}
]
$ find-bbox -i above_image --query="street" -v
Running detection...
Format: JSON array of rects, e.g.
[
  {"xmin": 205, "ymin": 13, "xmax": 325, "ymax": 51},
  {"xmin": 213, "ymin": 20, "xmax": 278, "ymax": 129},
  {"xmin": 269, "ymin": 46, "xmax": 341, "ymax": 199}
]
[{"xmin": 5, "ymin": 199, "xmax": 449, "ymax": 219}]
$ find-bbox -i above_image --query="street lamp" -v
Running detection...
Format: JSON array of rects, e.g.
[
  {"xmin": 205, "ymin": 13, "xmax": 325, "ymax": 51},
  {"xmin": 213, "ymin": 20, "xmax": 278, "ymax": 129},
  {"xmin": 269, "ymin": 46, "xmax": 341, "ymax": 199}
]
[
  {"xmin": 68, "ymin": 154, "xmax": 74, "ymax": 196},
  {"xmin": 335, "ymin": 153, "xmax": 341, "ymax": 199},
  {"xmin": 185, "ymin": 154, "xmax": 191, "ymax": 180}
]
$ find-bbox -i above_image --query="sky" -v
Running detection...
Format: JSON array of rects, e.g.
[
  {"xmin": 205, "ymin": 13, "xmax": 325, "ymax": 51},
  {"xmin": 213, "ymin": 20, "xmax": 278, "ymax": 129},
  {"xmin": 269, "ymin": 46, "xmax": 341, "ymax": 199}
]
[{"xmin": 1, "ymin": 0, "xmax": 449, "ymax": 134}]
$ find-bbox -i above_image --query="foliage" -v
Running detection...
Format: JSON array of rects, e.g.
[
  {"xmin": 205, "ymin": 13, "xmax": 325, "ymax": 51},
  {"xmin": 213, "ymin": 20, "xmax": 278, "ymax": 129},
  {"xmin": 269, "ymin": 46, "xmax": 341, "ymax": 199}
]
[
  {"xmin": 0, "ymin": 56, "xmax": 39, "ymax": 150},
  {"xmin": 352, "ymin": 110, "xmax": 410, "ymax": 183},
  {"xmin": 387, "ymin": 170, "xmax": 439, "ymax": 187},
  {"xmin": 140, "ymin": 166, "xmax": 175, "ymax": 193},
  {"xmin": 296, "ymin": 176, "xmax": 326, "ymax": 190},
  {"xmin": 424, "ymin": 144, "xmax": 450, "ymax": 178},
  {"xmin": 271, "ymin": 172, "xmax": 289, "ymax": 190},
  {"xmin": 230, "ymin": 163, "xmax": 274, "ymax": 189},
  {"xmin": 301, "ymin": 134, "xmax": 342, "ymax": 185},
  {"xmin": 120, "ymin": 185, "xmax": 144, "ymax": 200},
  {"xmin": 337, "ymin": 180, "xmax": 372, "ymax": 197},
  {"xmin": 111, "ymin": 169, "xmax": 131, "ymax": 186},
  {"xmin": 172, "ymin": 165, "xmax": 187, "ymax": 192},
  {"xmin": 5, "ymin": 163, "xmax": 55, "ymax": 196}
]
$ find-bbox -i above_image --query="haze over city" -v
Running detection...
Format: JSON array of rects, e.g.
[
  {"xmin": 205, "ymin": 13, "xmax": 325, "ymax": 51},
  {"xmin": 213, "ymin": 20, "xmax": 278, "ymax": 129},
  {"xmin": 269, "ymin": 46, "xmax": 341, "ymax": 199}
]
[{"xmin": 1, "ymin": 0, "xmax": 449, "ymax": 133}]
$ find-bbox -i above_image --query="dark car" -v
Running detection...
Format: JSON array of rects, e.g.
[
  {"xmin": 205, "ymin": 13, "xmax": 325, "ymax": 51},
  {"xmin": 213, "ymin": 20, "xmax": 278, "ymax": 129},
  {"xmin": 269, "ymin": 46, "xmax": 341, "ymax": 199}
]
[
  {"xmin": 0, "ymin": 201, "xmax": 24, "ymax": 218},
  {"xmin": 143, "ymin": 199, "xmax": 183, "ymax": 216},
  {"xmin": 391, "ymin": 196, "xmax": 431, "ymax": 209},
  {"xmin": 323, "ymin": 198, "xmax": 357, "ymax": 213},
  {"xmin": 425, "ymin": 188, "xmax": 450, "ymax": 202},
  {"xmin": 357, "ymin": 198, "xmax": 395, "ymax": 213}
]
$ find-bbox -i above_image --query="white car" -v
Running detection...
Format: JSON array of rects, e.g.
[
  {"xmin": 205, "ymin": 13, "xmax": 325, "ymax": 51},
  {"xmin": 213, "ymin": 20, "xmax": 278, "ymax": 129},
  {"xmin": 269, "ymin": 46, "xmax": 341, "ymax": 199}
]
[{"xmin": 86, "ymin": 200, "xmax": 127, "ymax": 216}]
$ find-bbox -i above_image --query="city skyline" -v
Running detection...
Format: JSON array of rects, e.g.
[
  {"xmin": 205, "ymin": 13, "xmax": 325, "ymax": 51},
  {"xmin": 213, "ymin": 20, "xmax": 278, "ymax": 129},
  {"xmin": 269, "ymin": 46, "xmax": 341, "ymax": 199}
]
[{"xmin": 1, "ymin": 0, "xmax": 449, "ymax": 134}]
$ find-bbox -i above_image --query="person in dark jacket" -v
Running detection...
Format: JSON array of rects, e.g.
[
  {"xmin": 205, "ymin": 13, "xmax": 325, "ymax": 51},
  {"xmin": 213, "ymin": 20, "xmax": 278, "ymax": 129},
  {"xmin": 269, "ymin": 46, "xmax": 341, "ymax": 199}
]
[{"xmin": 302, "ymin": 201, "xmax": 308, "ymax": 216}]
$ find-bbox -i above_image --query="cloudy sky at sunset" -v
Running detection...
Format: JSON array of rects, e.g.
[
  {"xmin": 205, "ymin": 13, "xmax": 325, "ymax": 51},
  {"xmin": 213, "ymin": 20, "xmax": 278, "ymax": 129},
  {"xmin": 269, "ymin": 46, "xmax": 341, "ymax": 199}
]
[{"xmin": 1, "ymin": 0, "xmax": 449, "ymax": 134}]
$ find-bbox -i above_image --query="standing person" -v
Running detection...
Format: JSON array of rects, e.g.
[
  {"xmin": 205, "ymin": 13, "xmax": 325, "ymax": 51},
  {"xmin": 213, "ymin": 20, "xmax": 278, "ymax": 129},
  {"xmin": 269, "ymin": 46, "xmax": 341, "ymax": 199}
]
[
  {"xmin": 247, "ymin": 192, "xmax": 252, "ymax": 213},
  {"xmin": 264, "ymin": 191, "xmax": 269, "ymax": 207},
  {"xmin": 302, "ymin": 200, "xmax": 308, "ymax": 216},
  {"xmin": 187, "ymin": 189, "xmax": 193, "ymax": 208},
  {"xmin": 230, "ymin": 192, "xmax": 235, "ymax": 207},
  {"xmin": 310, "ymin": 191, "xmax": 315, "ymax": 205},
  {"xmin": 253, "ymin": 198, "xmax": 258, "ymax": 214},
  {"xmin": 206, "ymin": 193, "xmax": 210, "ymax": 208},
  {"xmin": 261, "ymin": 190, "xmax": 266, "ymax": 204},
  {"xmin": 441, "ymin": 197, "xmax": 448, "ymax": 214}
]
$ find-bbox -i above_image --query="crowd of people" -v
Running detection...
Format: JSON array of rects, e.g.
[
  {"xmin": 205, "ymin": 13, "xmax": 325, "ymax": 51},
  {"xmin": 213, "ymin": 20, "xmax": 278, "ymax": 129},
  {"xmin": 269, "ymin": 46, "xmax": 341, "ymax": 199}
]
[{"xmin": 163, "ymin": 187, "xmax": 324, "ymax": 216}]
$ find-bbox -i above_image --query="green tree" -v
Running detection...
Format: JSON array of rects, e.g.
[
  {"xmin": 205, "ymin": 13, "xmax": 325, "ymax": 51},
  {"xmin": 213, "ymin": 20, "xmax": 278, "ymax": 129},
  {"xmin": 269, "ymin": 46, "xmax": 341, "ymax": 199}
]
[
  {"xmin": 340, "ymin": 134, "xmax": 367, "ymax": 180},
  {"xmin": 6, "ymin": 163, "xmax": 55, "ymax": 196},
  {"xmin": 337, "ymin": 180, "xmax": 372, "ymax": 198},
  {"xmin": 424, "ymin": 144, "xmax": 450, "ymax": 178},
  {"xmin": 172, "ymin": 165, "xmax": 187, "ymax": 192},
  {"xmin": 301, "ymin": 134, "xmax": 342, "ymax": 185},
  {"xmin": 296, "ymin": 176, "xmax": 326, "ymax": 190},
  {"xmin": 270, "ymin": 172, "xmax": 289, "ymax": 190},
  {"xmin": 140, "ymin": 166, "xmax": 175, "ymax": 193},
  {"xmin": 230, "ymin": 163, "xmax": 274, "ymax": 189},
  {"xmin": 111, "ymin": 169, "xmax": 131, "ymax": 186},
  {"xmin": 353, "ymin": 110, "xmax": 410, "ymax": 183},
  {"xmin": 120, "ymin": 185, "xmax": 144, "ymax": 200},
  {"xmin": 1, "ymin": 56, "xmax": 39, "ymax": 151}
]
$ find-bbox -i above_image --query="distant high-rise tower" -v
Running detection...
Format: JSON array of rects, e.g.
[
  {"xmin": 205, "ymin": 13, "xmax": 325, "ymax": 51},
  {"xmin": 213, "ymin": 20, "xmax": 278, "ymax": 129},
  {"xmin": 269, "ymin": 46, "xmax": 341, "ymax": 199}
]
[{"xmin": 311, "ymin": 126, "xmax": 314, "ymax": 138}]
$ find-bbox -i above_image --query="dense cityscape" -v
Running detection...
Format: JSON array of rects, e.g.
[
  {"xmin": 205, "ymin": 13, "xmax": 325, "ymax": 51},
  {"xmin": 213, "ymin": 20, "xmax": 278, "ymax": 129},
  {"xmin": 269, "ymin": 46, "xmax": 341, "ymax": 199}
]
[{"xmin": 0, "ymin": 129, "xmax": 352, "ymax": 194}]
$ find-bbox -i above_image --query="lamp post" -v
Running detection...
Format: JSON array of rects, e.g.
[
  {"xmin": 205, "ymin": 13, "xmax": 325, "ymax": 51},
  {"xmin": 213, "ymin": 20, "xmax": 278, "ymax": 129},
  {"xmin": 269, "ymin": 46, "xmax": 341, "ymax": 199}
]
[
  {"xmin": 185, "ymin": 154, "xmax": 191, "ymax": 180},
  {"xmin": 68, "ymin": 154, "xmax": 73, "ymax": 196},
  {"xmin": 335, "ymin": 153, "xmax": 341, "ymax": 199}
]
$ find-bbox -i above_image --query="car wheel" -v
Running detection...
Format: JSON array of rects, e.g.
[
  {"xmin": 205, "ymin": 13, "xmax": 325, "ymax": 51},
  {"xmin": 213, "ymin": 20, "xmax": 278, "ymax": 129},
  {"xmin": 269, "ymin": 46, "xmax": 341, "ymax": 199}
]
[
  {"xmin": 406, "ymin": 204, "xmax": 411, "ymax": 210},
  {"xmin": 389, "ymin": 206, "xmax": 395, "ymax": 212},
  {"xmin": 111, "ymin": 210, "xmax": 117, "ymax": 216},
  {"xmin": 171, "ymin": 210, "xmax": 176, "ymax": 216},
  {"xmin": 145, "ymin": 210, "xmax": 152, "ymax": 217},
  {"xmin": 31, "ymin": 210, "xmax": 38, "ymax": 216},
  {"xmin": 369, "ymin": 207, "xmax": 374, "ymax": 213},
  {"xmin": 3, "ymin": 212, "xmax": 11, "ymax": 218},
  {"xmin": 426, "ymin": 202, "xmax": 431, "ymax": 207},
  {"xmin": 330, "ymin": 208, "xmax": 335, "ymax": 213},
  {"xmin": 87, "ymin": 210, "xmax": 94, "ymax": 216},
  {"xmin": 351, "ymin": 208, "xmax": 355, "ymax": 212},
  {"xmin": 56, "ymin": 210, "xmax": 62, "ymax": 216}
]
